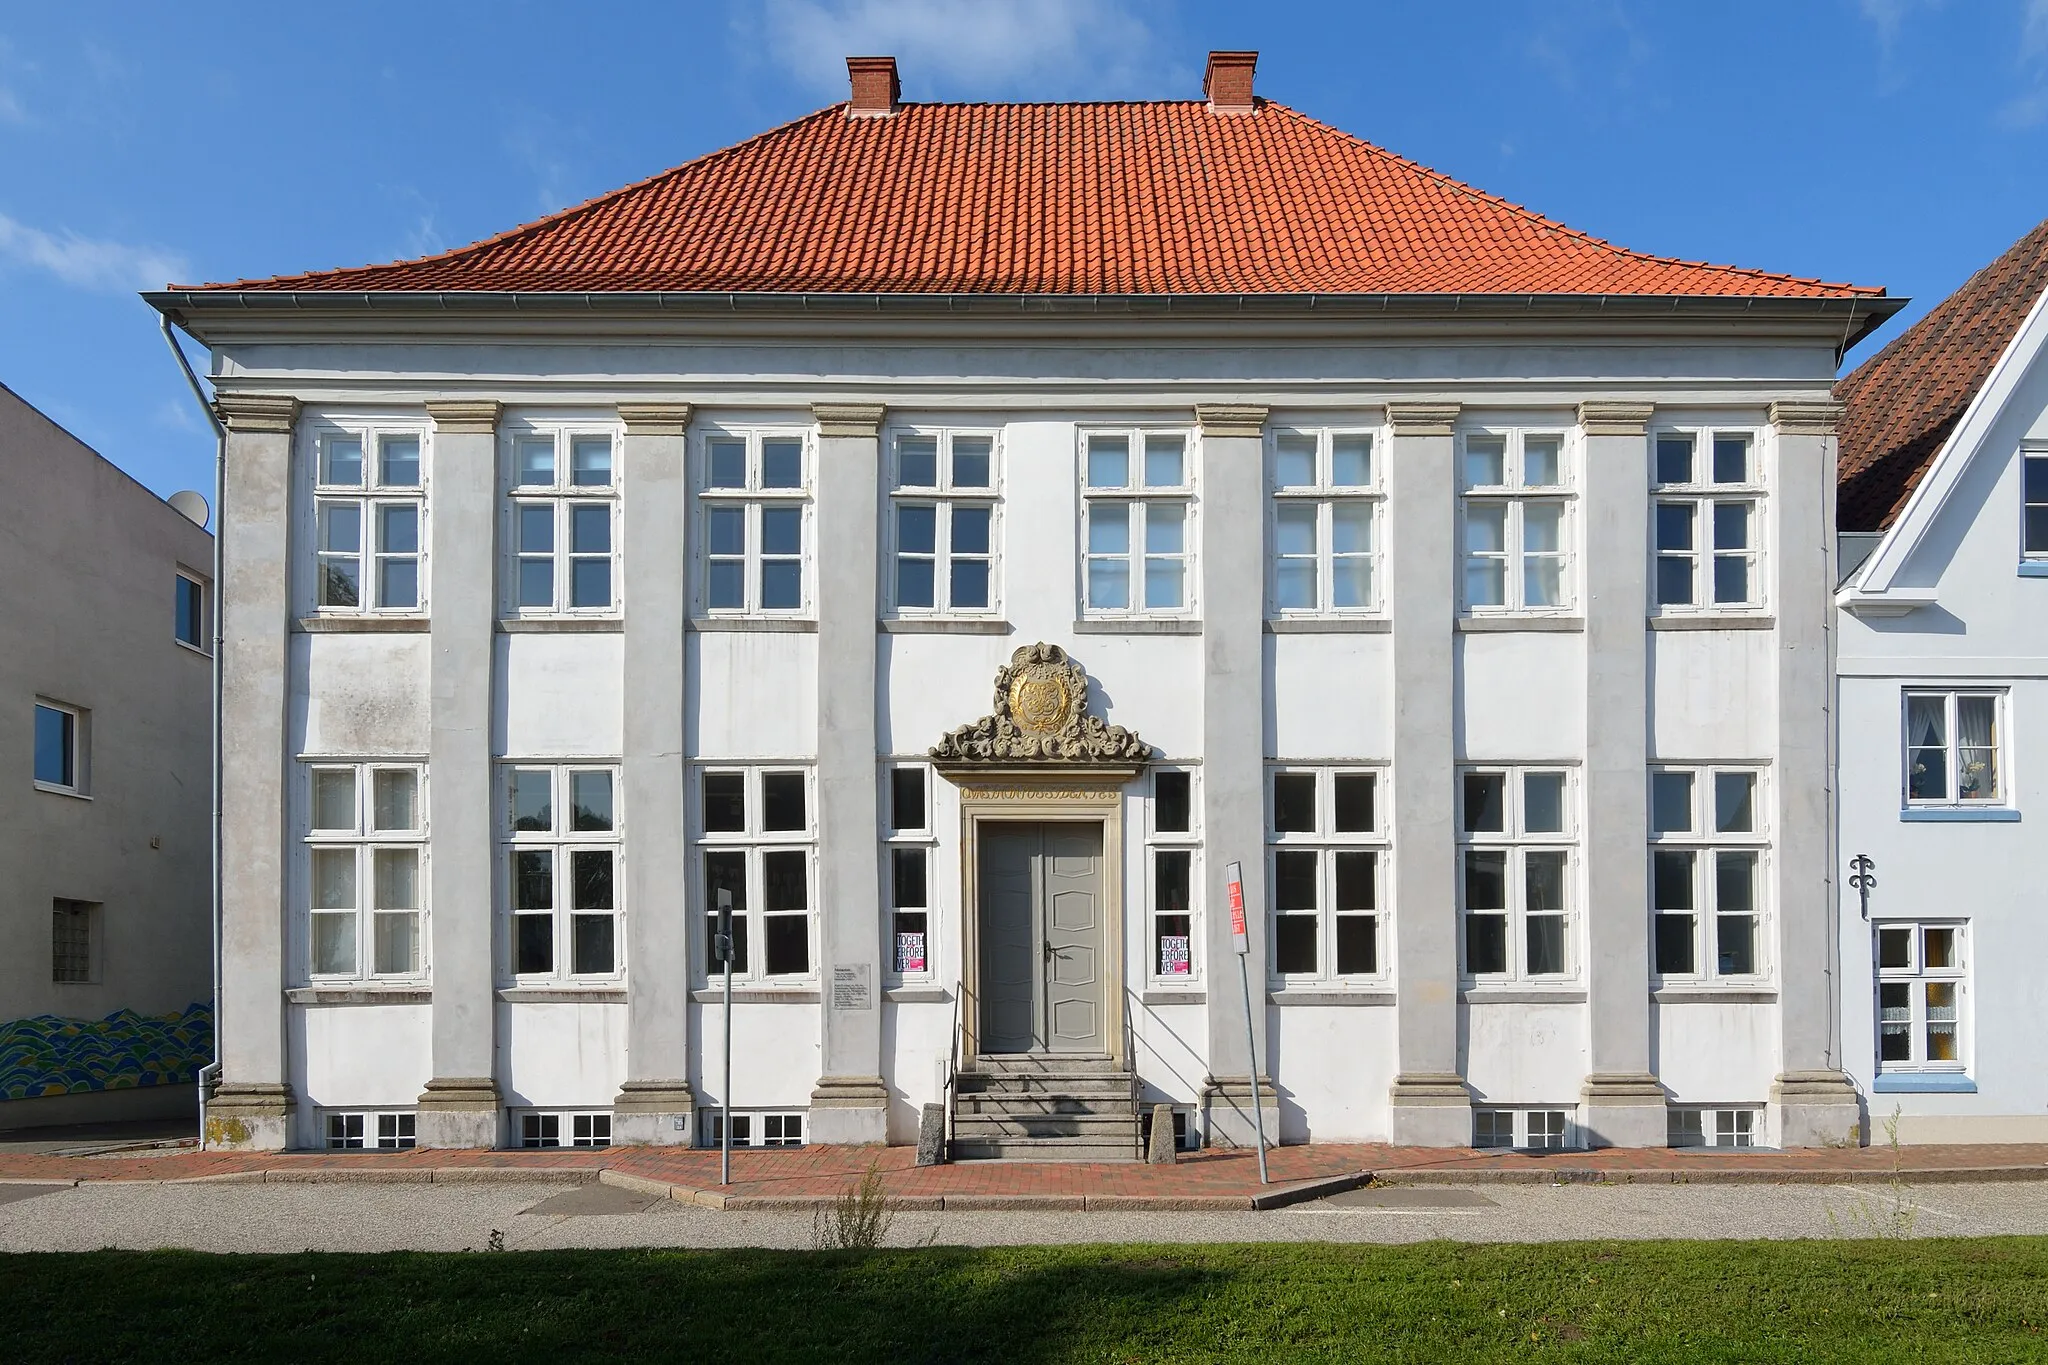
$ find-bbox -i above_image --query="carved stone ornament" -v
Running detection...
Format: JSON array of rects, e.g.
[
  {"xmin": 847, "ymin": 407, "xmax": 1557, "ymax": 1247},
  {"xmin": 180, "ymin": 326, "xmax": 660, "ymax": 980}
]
[{"xmin": 930, "ymin": 643, "xmax": 1151, "ymax": 767}]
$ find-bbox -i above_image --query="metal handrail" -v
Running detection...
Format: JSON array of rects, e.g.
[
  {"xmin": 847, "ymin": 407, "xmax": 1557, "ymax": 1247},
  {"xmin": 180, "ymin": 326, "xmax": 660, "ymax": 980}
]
[{"xmin": 942, "ymin": 979, "xmax": 963, "ymax": 1158}]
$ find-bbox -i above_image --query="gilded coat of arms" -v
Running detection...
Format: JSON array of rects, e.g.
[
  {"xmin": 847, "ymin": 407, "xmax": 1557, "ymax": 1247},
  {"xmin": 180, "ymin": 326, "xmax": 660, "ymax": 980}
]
[{"xmin": 930, "ymin": 643, "xmax": 1151, "ymax": 765}]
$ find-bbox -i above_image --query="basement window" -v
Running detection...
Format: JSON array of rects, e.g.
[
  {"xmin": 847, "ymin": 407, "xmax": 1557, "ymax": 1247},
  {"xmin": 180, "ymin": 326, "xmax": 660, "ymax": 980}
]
[
  {"xmin": 1473, "ymin": 1108, "xmax": 1572, "ymax": 1151},
  {"xmin": 519, "ymin": 1112, "xmax": 612, "ymax": 1148},
  {"xmin": 1667, "ymin": 1107, "xmax": 1758, "ymax": 1149},
  {"xmin": 700, "ymin": 1110, "xmax": 805, "ymax": 1148},
  {"xmin": 325, "ymin": 1111, "xmax": 416, "ymax": 1150}
]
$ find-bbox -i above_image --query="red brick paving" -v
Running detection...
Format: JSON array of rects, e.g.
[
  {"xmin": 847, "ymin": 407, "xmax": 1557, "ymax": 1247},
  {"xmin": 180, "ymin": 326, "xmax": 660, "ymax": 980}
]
[{"xmin": 6, "ymin": 1141, "xmax": 2048, "ymax": 1210}]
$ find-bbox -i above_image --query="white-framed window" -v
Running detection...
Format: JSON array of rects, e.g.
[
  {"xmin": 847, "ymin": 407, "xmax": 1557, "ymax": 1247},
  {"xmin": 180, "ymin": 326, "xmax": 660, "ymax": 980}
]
[
  {"xmin": 1649, "ymin": 766, "xmax": 1768, "ymax": 982},
  {"xmin": 305, "ymin": 762, "xmax": 426, "ymax": 980},
  {"xmin": 1269, "ymin": 428, "xmax": 1380, "ymax": 616},
  {"xmin": 1668, "ymin": 1106, "xmax": 1758, "ymax": 1149},
  {"xmin": 1267, "ymin": 766, "xmax": 1385, "ymax": 982},
  {"xmin": 507, "ymin": 428, "xmax": 618, "ymax": 616},
  {"xmin": 325, "ymin": 1111, "xmax": 416, "ymax": 1150},
  {"xmin": 1460, "ymin": 428, "xmax": 1572, "ymax": 613},
  {"xmin": 1903, "ymin": 690, "xmax": 2004, "ymax": 806},
  {"xmin": 889, "ymin": 430, "xmax": 998, "ymax": 616},
  {"xmin": 701, "ymin": 1110, "xmax": 805, "ymax": 1148},
  {"xmin": 2024, "ymin": 448, "xmax": 2048, "ymax": 559},
  {"xmin": 1876, "ymin": 920, "xmax": 1967, "ymax": 1074},
  {"xmin": 313, "ymin": 427, "xmax": 426, "ymax": 613},
  {"xmin": 174, "ymin": 571, "xmax": 207, "ymax": 651},
  {"xmin": 33, "ymin": 699, "xmax": 86, "ymax": 795},
  {"xmin": 1459, "ymin": 767, "xmax": 1575, "ymax": 981},
  {"xmin": 1474, "ymin": 1108, "xmax": 1571, "ymax": 1151},
  {"xmin": 504, "ymin": 763, "xmax": 621, "ymax": 981},
  {"xmin": 1080, "ymin": 429, "xmax": 1195, "ymax": 618},
  {"xmin": 699, "ymin": 430, "xmax": 810, "ymax": 616},
  {"xmin": 519, "ymin": 1112, "xmax": 612, "ymax": 1148},
  {"xmin": 51, "ymin": 898, "xmax": 98, "ymax": 983},
  {"xmin": 1652, "ymin": 428, "xmax": 1762, "ymax": 611},
  {"xmin": 885, "ymin": 762, "xmax": 933, "ymax": 978},
  {"xmin": 695, "ymin": 764, "xmax": 815, "ymax": 981},
  {"xmin": 1148, "ymin": 768, "xmax": 1200, "ymax": 982}
]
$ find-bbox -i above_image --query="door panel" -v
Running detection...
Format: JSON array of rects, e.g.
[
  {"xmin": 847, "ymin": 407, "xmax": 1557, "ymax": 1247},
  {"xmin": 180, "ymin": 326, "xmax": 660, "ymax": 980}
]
[
  {"xmin": 978, "ymin": 826, "xmax": 1039, "ymax": 1053},
  {"xmin": 1042, "ymin": 825, "xmax": 1104, "ymax": 1052}
]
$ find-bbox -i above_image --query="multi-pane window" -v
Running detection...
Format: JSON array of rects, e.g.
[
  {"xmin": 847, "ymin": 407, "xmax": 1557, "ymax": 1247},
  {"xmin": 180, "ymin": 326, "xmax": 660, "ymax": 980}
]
[
  {"xmin": 1149, "ymin": 769, "xmax": 1199, "ymax": 981},
  {"xmin": 2025, "ymin": 450, "xmax": 2048, "ymax": 558},
  {"xmin": 1267, "ymin": 767, "xmax": 1385, "ymax": 981},
  {"xmin": 890, "ymin": 431, "xmax": 997, "ymax": 615},
  {"xmin": 306, "ymin": 763, "xmax": 426, "ymax": 979},
  {"xmin": 509, "ymin": 430, "xmax": 617, "ymax": 615},
  {"xmin": 696, "ymin": 766, "xmax": 814, "ymax": 980},
  {"xmin": 1460, "ymin": 429, "xmax": 1571, "ymax": 613},
  {"xmin": 505, "ymin": 764, "xmax": 621, "ymax": 980},
  {"xmin": 520, "ymin": 1112, "xmax": 612, "ymax": 1148},
  {"xmin": 1460, "ymin": 767, "xmax": 1574, "ymax": 980},
  {"xmin": 1653, "ymin": 429, "xmax": 1760, "ymax": 610},
  {"xmin": 1474, "ymin": 1108, "xmax": 1570, "ymax": 1150},
  {"xmin": 701, "ymin": 431, "xmax": 809, "ymax": 615},
  {"xmin": 314, "ymin": 429, "xmax": 425, "ymax": 612},
  {"xmin": 701, "ymin": 1110, "xmax": 805, "ymax": 1148},
  {"xmin": 1903, "ymin": 691, "xmax": 2004, "ymax": 805},
  {"xmin": 1668, "ymin": 1107, "xmax": 1757, "ymax": 1149},
  {"xmin": 1270, "ymin": 429, "xmax": 1380, "ymax": 615},
  {"xmin": 325, "ymin": 1112, "xmax": 416, "ymax": 1150},
  {"xmin": 33, "ymin": 700, "xmax": 83, "ymax": 793},
  {"xmin": 1649, "ymin": 767, "xmax": 1767, "ymax": 981},
  {"xmin": 1876, "ymin": 921, "xmax": 1967, "ymax": 1074},
  {"xmin": 174, "ymin": 573, "xmax": 206, "ymax": 650},
  {"xmin": 51, "ymin": 899, "xmax": 95, "ymax": 983},
  {"xmin": 1081, "ymin": 429, "xmax": 1194, "ymax": 617},
  {"xmin": 886, "ymin": 764, "xmax": 932, "ymax": 977}
]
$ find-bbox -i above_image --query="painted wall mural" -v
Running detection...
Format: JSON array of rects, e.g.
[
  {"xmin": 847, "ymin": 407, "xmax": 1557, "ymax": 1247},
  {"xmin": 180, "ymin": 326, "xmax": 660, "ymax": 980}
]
[{"xmin": 0, "ymin": 1003, "xmax": 212, "ymax": 1100}]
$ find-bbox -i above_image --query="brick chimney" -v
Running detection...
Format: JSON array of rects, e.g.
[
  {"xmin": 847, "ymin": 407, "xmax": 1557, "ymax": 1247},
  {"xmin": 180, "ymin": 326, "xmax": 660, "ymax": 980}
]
[
  {"xmin": 1203, "ymin": 50, "xmax": 1257, "ymax": 114},
  {"xmin": 847, "ymin": 56, "xmax": 900, "ymax": 116}
]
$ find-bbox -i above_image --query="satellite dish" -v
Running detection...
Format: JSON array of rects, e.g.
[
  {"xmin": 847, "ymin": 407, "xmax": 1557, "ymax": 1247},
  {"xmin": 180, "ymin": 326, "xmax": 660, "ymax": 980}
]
[{"xmin": 168, "ymin": 490, "xmax": 210, "ymax": 528}]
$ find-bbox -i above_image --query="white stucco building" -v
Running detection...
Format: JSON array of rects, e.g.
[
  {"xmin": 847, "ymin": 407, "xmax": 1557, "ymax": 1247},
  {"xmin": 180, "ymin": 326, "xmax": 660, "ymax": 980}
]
[
  {"xmin": 1835, "ymin": 218, "xmax": 2048, "ymax": 1144},
  {"xmin": 155, "ymin": 53, "xmax": 1900, "ymax": 1154}
]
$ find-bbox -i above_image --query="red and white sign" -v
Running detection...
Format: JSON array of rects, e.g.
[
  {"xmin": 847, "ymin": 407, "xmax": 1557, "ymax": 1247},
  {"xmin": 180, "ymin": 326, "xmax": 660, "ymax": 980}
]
[{"xmin": 1226, "ymin": 861, "xmax": 1248, "ymax": 955}]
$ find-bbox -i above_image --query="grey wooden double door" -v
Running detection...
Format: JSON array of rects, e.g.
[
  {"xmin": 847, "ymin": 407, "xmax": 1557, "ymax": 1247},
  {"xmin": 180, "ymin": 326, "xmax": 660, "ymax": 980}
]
[{"xmin": 977, "ymin": 822, "xmax": 1106, "ymax": 1054}]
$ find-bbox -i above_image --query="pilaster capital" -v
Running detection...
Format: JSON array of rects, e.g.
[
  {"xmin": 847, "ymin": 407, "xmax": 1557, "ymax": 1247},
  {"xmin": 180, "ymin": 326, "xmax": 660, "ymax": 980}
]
[
  {"xmin": 1194, "ymin": 403, "xmax": 1269, "ymax": 438},
  {"xmin": 1385, "ymin": 401, "xmax": 1461, "ymax": 437},
  {"xmin": 424, "ymin": 400, "xmax": 502, "ymax": 434},
  {"xmin": 617, "ymin": 402, "xmax": 694, "ymax": 436},
  {"xmin": 812, "ymin": 402, "xmax": 886, "ymax": 438},
  {"xmin": 1576, "ymin": 400, "xmax": 1655, "ymax": 436},
  {"xmin": 1769, "ymin": 400, "xmax": 1845, "ymax": 437},
  {"xmin": 214, "ymin": 393, "xmax": 299, "ymax": 434}
]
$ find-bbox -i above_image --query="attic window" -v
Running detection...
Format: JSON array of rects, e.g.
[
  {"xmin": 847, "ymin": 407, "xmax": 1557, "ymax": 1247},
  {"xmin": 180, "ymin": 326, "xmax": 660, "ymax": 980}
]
[{"xmin": 2025, "ymin": 450, "xmax": 2048, "ymax": 558}]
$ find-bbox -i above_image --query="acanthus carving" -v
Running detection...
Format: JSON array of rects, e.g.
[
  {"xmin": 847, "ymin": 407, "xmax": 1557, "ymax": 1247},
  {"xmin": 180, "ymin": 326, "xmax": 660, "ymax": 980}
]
[{"xmin": 930, "ymin": 642, "xmax": 1151, "ymax": 766}]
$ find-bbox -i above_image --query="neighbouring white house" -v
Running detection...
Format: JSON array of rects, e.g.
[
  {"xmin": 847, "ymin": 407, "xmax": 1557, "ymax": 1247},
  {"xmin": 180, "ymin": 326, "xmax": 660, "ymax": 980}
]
[
  {"xmin": 1835, "ymin": 218, "xmax": 2048, "ymax": 1144},
  {"xmin": 151, "ymin": 52, "xmax": 1901, "ymax": 1155}
]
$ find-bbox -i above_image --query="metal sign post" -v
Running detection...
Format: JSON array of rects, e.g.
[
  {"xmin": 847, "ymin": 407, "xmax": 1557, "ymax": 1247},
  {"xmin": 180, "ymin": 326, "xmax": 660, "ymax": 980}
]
[
  {"xmin": 717, "ymin": 887, "xmax": 734, "ymax": 1186},
  {"xmin": 1225, "ymin": 861, "xmax": 1269, "ymax": 1185}
]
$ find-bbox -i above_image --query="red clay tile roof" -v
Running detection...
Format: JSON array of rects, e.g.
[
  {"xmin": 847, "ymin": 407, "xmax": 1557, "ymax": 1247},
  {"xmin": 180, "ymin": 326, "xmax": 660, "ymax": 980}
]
[
  {"xmin": 1835, "ymin": 217, "xmax": 2048, "ymax": 531},
  {"xmin": 186, "ymin": 101, "xmax": 1883, "ymax": 300}
]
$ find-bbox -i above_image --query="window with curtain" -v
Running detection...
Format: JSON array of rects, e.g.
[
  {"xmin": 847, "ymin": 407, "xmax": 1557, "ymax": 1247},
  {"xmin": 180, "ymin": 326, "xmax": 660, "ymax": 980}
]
[{"xmin": 1904, "ymin": 691, "xmax": 2003, "ymax": 805}]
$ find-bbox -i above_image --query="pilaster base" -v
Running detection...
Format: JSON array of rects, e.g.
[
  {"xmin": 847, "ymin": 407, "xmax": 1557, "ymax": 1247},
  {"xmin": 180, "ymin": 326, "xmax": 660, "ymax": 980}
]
[
  {"xmin": 1770, "ymin": 1069, "xmax": 1862, "ymax": 1148},
  {"xmin": 611, "ymin": 1080, "xmax": 695, "ymax": 1147},
  {"xmin": 1579, "ymin": 1073, "xmax": 1669, "ymax": 1148},
  {"xmin": 1201, "ymin": 1074, "xmax": 1280, "ymax": 1149},
  {"xmin": 415, "ymin": 1076, "xmax": 501, "ymax": 1149},
  {"xmin": 1388, "ymin": 1072, "xmax": 1473, "ymax": 1147},
  {"xmin": 807, "ymin": 1074, "xmax": 889, "ymax": 1145},
  {"xmin": 203, "ymin": 1081, "xmax": 293, "ymax": 1151}
]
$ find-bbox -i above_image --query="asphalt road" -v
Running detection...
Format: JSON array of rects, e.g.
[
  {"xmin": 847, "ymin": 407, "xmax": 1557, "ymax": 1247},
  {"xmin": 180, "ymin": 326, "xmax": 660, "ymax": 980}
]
[{"xmin": 1, "ymin": 1176, "xmax": 2043, "ymax": 1251}]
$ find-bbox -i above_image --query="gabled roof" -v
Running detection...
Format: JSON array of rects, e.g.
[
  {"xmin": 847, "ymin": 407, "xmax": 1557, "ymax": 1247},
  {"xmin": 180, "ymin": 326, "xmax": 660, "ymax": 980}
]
[
  {"xmin": 1836, "ymin": 217, "xmax": 2048, "ymax": 532},
  {"xmin": 181, "ymin": 101, "xmax": 1884, "ymax": 301}
]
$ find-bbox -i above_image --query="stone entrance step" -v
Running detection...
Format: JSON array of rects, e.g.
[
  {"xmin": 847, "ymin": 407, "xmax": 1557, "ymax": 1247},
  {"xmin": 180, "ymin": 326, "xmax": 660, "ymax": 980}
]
[{"xmin": 949, "ymin": 1052, "xmax": 1141, "ymax": 1162}]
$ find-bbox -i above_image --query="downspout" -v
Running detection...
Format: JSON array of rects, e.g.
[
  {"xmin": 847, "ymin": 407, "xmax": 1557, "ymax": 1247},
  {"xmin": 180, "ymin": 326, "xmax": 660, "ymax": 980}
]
[{"xmin": 161, "ymin": 316, "xmax": 225, "ymax": 1147}]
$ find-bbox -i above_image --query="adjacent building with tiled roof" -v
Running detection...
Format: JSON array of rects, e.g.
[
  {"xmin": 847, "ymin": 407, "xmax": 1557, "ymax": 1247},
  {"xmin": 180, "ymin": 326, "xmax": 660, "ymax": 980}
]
[{"xmin": 156, "ymin": 52, "xmax": 1904, "ymax": 1160}]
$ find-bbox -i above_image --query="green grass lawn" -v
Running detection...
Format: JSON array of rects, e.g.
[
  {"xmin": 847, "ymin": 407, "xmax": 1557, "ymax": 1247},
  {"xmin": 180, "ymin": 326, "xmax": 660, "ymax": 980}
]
[{"xmin": 5, "ymin": 1239, "xmax": 2048, "ymax": 1363}]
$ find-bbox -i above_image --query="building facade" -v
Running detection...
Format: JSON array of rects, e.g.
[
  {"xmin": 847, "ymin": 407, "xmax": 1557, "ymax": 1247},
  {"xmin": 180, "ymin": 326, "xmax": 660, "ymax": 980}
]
[
  {"xmin": 0, "ymin": 383, "xmax": 215, "ymax": 1131},
  {"xmin": 1836, "ymin": 219, "xmax": 2048, "ymax": 1143},
  {"xmin": 157, "ymin": 54, "xmax": 1898, "ymax": 1153}
]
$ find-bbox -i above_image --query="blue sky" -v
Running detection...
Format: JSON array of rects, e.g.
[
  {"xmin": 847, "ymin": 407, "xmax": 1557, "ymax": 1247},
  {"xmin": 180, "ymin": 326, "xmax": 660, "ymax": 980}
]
[{"xmin": 2, "ymin": 0, "xmax": 2045, "ymax": 502}]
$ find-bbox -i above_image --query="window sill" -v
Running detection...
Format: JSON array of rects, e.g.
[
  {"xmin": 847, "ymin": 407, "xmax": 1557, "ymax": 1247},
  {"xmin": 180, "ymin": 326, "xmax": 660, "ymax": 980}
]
[
  {"xmin": 1648, "ymin": 614, "xmax": 1774, "ymax": 631},
  {"xmin": 884, "ymin": 986, "xmax": 953, "ymax": 1003},
  {"xmin": 498, "ymin": 618, "xmax": 623, "ymax": 634},
  {"xmin": 1071, "ymin": 618, "xmax": 1202, "ymax": 635},
  {"xmin": 297, "ymin": 616, "xmax": 430, "ymax": 634},
  {"xmin": 286, "ymin": 986, "xmax": 431, "ymax": 1005},
  {"xmin": 1460, "ymin": 987, "xmax": 1587, "ymax": 1004},
  {"xmin": 2017, "ymin": 562, "xmax": 2048, "ymax": 578},
  {"xmin": 1873, "ymin": 1073, "xmax": 1976, "ymax": 1094},
  {"xmin": 880, "ymin": 618, "xmax": 1012, "ymax": 635},
  {"xmin": 1141, "ymin": 988, "xmax": 1205, "ymax": 1005},
  {"xmin": 1267, "ymin": 988, "xmax": 1394, "ymax": 1006},
  {"xmin": 1458, "ymin": 615, "xmax": 1583, "ymax": 633},
  {"xmin": 33, "ymin": 782, "xmax": 90, "ymax": 801},
  {"xmin": 1652, "ymin": 987, "xmax": 1777, "ymax": 1005},
  {"xmin": 496, "ymin": 986, "xmax": 627, "ymax": 1003},
  {"xmin": 691, "ymin": 617, "xmax": 818, "ymax": 633},
  {"xmin": 1900, "ymin": 807, "xmax": 2020, "ymax": 823},
  {"xmin": 1266, "ymin": 618, "xmax": 1392, "ymax": 634},
  {"xmin": 172, "ymin": 639, "xmax": 211, "ymax": 658},
  {"xmin": 691, "ymin": 987, "xmax": 822, "ymax": 1004}
]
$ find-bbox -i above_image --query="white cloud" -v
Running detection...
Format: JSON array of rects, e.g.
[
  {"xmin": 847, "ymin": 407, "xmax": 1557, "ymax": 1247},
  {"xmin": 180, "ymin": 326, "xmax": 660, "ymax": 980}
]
[
  {"xmin": 760, "ymin": 0, "xmax": 1174, "ymax": 100},
  {"xmin": 0, "ymin": 212, "xmax": 186, "ymax": 293},
  {"xmin": 1999, "ymin": 0, "xmax": 2048, "ymax": 127}
]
